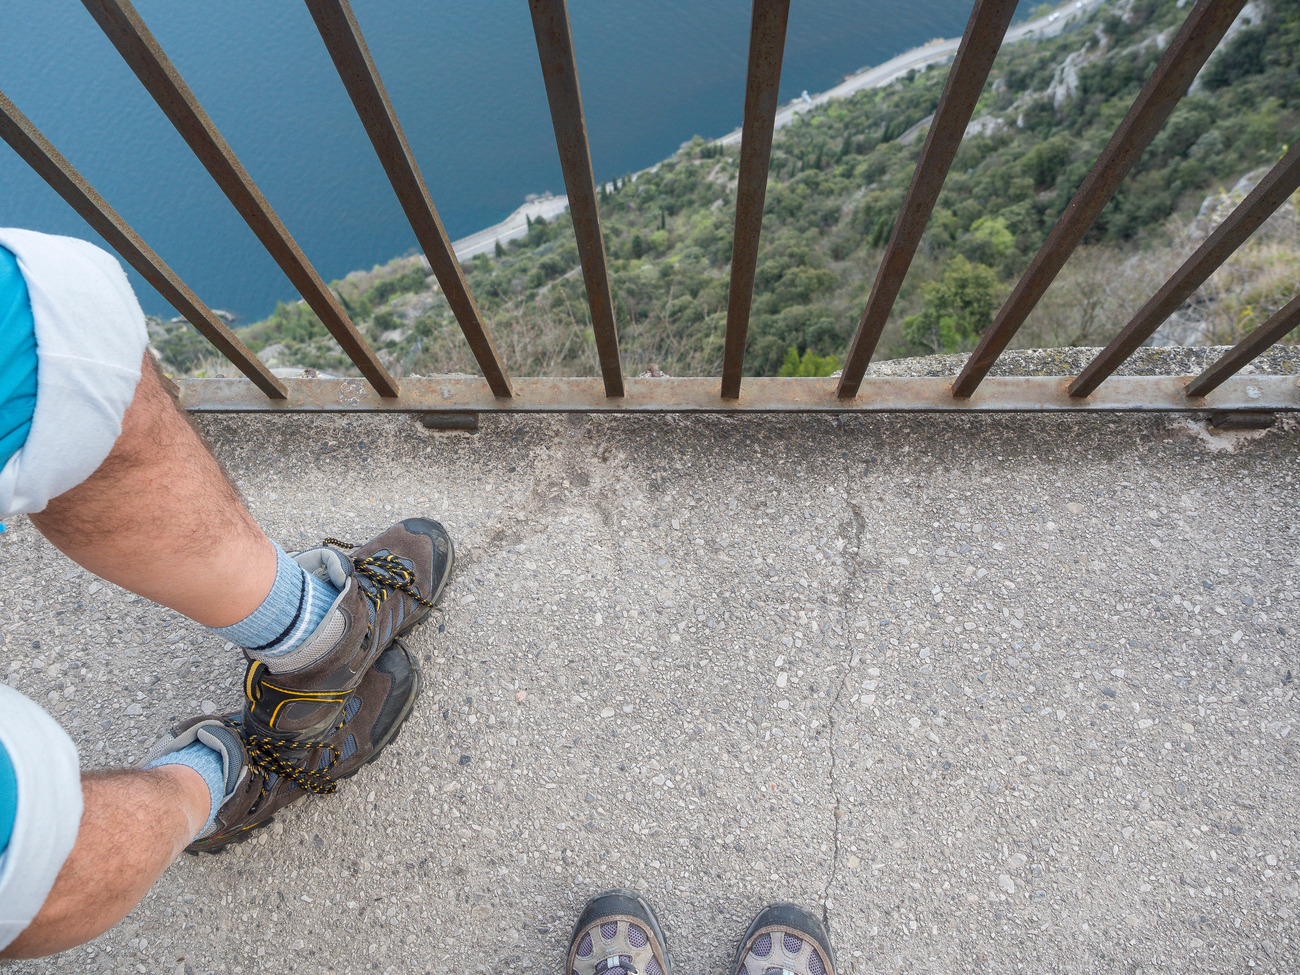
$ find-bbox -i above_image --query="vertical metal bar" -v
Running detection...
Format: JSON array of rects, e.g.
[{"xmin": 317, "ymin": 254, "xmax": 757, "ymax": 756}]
[
  {"xmin": 80, "ymin": 0, "xmax": 400, "ymax": 398},
  {"xmin": 527, "ymin": 0, "xmax": 623, "ymax": 398},
  {"xmin": 0, "ymin": 88, "xmax": 287, "ymax": 400},
  {"xmin": 303, "ymin": 0, "xmax": 513, "ymax": 398},
  {"xmin": 1070, "ymin": 142, "xmax": 1300, "ymax": 397},
  {"xmin": 721, "ymin": 0, "xmax": 791, "ymax": 400},
  {"xmin": 951, "ymin": 0, "xmax": 1247, "ymax": 398},
  {"xmin": 1184, "ymin": 293, "xmax": 1300, "ymax": 397},
  {"xmin": 837, "ymin": 0, "xmax": 1018, "ymax": 399}
]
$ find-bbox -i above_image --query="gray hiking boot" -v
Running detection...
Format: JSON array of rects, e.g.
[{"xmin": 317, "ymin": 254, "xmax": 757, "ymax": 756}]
[
  {"xmin": 732, "ymin": 903, "xmax": 837, "ymax": 975},
  {"xmin": 568, "ymin": 889, "xmax": 671, "ymax": 975}
]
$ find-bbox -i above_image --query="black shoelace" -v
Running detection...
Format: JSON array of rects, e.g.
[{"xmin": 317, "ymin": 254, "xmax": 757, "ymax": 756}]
[
  {"xmin": 235, "ymin": 538, "xmax": 437, "ymax": 813},
  {"xmin": 244, "ymin": 730, "xmax": 340, "ymax": 796},
  {"xmin": 323, "ymin": 537, "xmax": 438, "ymax": 622}
]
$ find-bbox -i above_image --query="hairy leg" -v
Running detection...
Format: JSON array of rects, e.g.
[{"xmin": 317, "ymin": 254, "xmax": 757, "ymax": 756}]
[
  {"xmin": 0, "ymin": 765, "xmax": 209, "ymax": 959},
  {"xmin": 29, "ymin": 353, "xmax": 275, "ymax": 627}
]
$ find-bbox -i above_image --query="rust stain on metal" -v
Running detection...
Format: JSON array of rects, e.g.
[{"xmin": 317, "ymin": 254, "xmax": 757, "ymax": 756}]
[
  {"xmin": 1185, "ymin": 293, "xmax": 1300, "ymax": 397},
  {"xmin": 952, "ymin": 0, "xmax": 1249, "ymax": 399},
  {"xmin": 177, "ymin": 375, "xmax": 1300, "ymax": 415},
  {"xmin": 0, "ymin": 87, "xmax": 286, "ymax": 400},
  {"xmin": 304, "ymin": 0, "xmax": 513, "ymax": 398},
  {"xmin": 528, "ymin": 0, "xmax": 624, "ymax": 398},
  {"xmin": 80, "ymin": 0, "xmax": 400, "ymax": 398},
  {"xmin": 1071, "ymin": 141, "xmax": 1300, "ymax": 398},
  {"xmin": 837, "ymin": 0, "xmax": 1018, "ymax": 399},
  {"xmin": 721, "ymin": 0, "xmax": 791, "ymax": 400}
]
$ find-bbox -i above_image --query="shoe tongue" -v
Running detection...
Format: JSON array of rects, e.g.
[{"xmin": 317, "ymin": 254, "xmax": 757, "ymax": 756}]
[
  {"xmin": 294, "ymin": 547, "xmax": 352, "ymax": 589},
  {"xmin": 195, "ymin": 723, "xmax": 245, "ymax": 797}
]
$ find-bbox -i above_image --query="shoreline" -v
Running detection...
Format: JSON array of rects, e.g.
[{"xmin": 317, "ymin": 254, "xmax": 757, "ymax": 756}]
[{"xmin": 447, "ymin": 0, "xmax": 1101, "ymax": 262}]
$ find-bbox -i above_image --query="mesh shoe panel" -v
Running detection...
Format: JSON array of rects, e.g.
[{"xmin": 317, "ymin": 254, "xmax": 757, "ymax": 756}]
[
  {"xmin": 289, "ymin": 609, "xmax": 347, "ymax": 672},
  {"xmin": 647, "ymin": 960, "xmax": 662, "ymax": 975},
  {"xmin": 784, "ymin": 934, "xmax": 803, "ymax": 955},
  {"xmin": 809, "ymin": 950, "xmax": 825, "ymax": 975},
  {"xmin": 753, "ymin": 934, "xmax": 772, "ymax": 957},
  {"xmin": 600, "ymin": 922, "xmax": 618, "ymax": 941},
  {"xmin": 577, "ymin": 934, "xmax": 593, "ymax": 957},
  {"xmin": 628, "ymin": 925, "xmax": 647, "ymax": 948},
  {"xmin": 345, "ymin": 696, "xmax": 362, "ymax": 721}
]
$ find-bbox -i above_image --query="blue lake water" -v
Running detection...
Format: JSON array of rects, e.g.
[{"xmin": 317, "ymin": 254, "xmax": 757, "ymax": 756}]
[{"xmin": 2, "ymin": 0, "xmax": 1028, "ymax": 321}]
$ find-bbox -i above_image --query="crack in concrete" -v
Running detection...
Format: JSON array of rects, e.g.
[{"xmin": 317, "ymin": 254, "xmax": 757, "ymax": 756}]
[{"xmin": 820, "ymin": 440, "xmax": 869, "ymax": 930}]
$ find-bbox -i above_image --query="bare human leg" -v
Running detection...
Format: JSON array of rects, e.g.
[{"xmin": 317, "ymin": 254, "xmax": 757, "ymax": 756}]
[
  {"xmin": 28, "ymin": 352, "xmax": 276, "ymax": 627},
  {"xmin": 0, "ymin": 353, "xmax": 275, "ymax": 955},
  {"xmin": 0, "ymin": 765, "xmax": 209, "ymax": 960}
]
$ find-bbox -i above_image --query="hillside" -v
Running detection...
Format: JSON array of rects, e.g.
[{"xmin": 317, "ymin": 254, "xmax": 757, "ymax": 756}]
[{"xmin": 155, "ymin": 0, "xmax": 1300, "ymax": 380}]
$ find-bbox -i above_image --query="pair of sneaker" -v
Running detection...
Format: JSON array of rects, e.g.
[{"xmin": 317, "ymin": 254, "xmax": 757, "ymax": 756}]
[
  {"xmin": 569, "ymin": 890, "xmax": 836, "ymax": 975},
  {"xmin": 139, "ymin": 518, "xmax": 455, "ymax": 853}
]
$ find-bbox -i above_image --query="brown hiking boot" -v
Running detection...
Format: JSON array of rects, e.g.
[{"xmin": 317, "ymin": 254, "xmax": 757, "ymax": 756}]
[
  {"xmin": 140, "ymin": 639, "xmax": 422, "ymax": 854},
  {"xmin": 242, "ymin": 518, "xmax": 453, "ymax": 745}
]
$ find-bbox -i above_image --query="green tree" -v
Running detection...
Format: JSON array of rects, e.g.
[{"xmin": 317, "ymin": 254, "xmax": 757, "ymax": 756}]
[
  {"xmin": 366, "ymin": 267, "xmax": 427, "ymax": 305},
  {"xmin": 959, "ymin": 216, "xmax": 1017, "ymax": 265},
  {"xmin": 778, "ymin": 346, "xmax": 842, "ymax": 377},
  {"xmin": 902, "ymin": 256, "xmax": 1000, "ymax": 354}
]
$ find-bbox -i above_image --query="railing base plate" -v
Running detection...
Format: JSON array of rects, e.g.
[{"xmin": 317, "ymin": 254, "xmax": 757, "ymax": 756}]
[{"xmin": 176, "ymin": 375, "xmax": 1300, "ymax": 414}]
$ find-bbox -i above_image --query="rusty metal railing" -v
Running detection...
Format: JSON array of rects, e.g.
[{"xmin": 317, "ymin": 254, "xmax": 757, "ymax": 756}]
[{"xmin": 1, "ymin": 0, "xmax": 1296, "ymax": 416}]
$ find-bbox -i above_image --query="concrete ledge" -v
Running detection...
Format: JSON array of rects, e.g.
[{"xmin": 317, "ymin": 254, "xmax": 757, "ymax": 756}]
[
  {"xmin": 865, "ymin": 345, "xmax": 1300, "ymax": 378},
  {"xmin": 182, "ymin": 349, "xmax": 1300, "ymax": 414}
]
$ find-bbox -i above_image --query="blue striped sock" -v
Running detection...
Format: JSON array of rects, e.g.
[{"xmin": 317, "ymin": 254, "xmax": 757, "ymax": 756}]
[
  {"xmin": 146, "ymin": 741, "xmax": 226, "ymax": 836},
  {"xmin": 211, "ymin": 541, "xmax": 340, "ymax": 671}
]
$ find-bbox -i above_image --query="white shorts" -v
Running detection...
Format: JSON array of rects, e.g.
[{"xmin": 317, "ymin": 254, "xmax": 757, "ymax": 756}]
[
  {"xmin": 0, "ymin": 228, "xmax": 148, "ymax": 516},
  {"xmin": 0, "ymin": 685, "xmax": 84, "ymax": 951},
  {"xmin": 0, "ymin": 228, "xmax": 144, "ymax": 946}
]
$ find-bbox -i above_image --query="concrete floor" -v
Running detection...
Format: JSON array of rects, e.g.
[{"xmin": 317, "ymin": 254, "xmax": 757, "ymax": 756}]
[{"xmin": 2, "ymin": 409, "xmax": 1298, "ymax": 974}]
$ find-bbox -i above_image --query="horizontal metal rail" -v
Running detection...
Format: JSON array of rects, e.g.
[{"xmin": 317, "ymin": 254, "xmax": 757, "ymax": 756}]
[
  {"xmin": 177, "ymin": 375, "xmax": 1300, "ymax": 414},
  {"xmin": 1186, "ymin": 294, "xmax": 1300, "ymax": 397},
  {"xmin": 1072, "ymin": 141, "xmax": 1300, "ymax": 398},
  {"xmin": 721, "ymin": 0, "xmax": 791, "ymax": 399},
  {"xmin": 305, "ymin": 0, "xmax": 514, "ymax": 399},
  {"xmin": 81, "ymin": 0, "xmax": 401, "ymax": 398},
  {"xmin": 528, "ymin": 0, "xmax": 624, "ymax": 398},
  {"xmin": 837, "ymin": 0, "xmax": 1018, "ymax": 398},
  {"xmin": 953, "ymin": 0, "xmax": 1248, "ymax": 398},
  {"xmin": 0, "ymin": 88, "xmax": 287, "ymax": 400}
]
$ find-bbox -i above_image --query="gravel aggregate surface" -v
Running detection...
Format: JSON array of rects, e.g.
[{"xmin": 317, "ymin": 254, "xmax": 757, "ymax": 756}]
[{"xmin": 2, "ymin": 409, "xmax": 1297, "ymax": 974}]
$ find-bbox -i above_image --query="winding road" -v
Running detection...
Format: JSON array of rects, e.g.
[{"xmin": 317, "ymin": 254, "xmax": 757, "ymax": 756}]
[{"xmin": 452, "ymin": 0, "xmax": 1103, "ymax": 259}]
